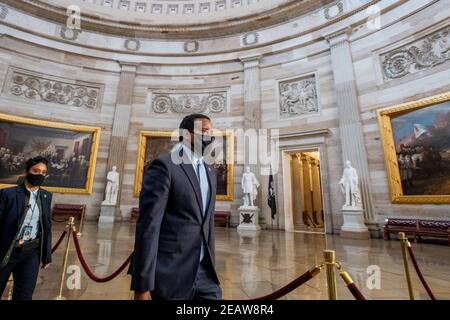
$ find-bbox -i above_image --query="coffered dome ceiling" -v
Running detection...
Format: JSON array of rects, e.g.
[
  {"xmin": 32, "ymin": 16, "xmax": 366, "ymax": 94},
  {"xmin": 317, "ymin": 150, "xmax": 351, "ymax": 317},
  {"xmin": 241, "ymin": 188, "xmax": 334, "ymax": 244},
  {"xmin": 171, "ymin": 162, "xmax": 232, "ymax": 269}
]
[{"xmin": 3, "ymin": 0, "xmax": 336, "ymax": 39}]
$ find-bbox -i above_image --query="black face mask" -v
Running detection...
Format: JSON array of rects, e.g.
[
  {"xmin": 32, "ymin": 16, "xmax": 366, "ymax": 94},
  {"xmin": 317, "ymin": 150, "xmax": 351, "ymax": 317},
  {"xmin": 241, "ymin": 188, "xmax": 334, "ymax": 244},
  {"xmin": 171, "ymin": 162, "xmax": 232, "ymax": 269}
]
[
  {"xmin": 191, "ymin": 134, "xmax": 215, "ymax": 154},
  {"xmin": 25, "ymin": 173, "xmax": 46, "ymax": 187}
]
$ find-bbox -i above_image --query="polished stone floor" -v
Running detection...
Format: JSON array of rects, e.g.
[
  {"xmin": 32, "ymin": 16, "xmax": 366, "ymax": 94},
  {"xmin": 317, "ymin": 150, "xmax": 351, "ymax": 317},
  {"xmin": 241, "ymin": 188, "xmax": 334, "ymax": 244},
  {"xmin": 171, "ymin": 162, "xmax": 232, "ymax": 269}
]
[{"xmin": 1, "ymin": 221, "xmax": 449, "ymax": 300}]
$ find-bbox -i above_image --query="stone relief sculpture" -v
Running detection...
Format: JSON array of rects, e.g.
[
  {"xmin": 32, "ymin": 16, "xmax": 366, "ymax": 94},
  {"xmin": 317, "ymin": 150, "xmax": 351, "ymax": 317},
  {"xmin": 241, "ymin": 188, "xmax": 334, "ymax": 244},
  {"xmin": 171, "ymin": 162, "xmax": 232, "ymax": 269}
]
[
  {"xmin": 152, "ymin": 92, "xmax": 226, "ymax": 114},
  {"xmin": 241, "ymin": 166, "xmax": 260, "ymax": 207},
  {"xmin": 102, "ymin": 166, "xmax": 120, "ymax": 205},
  {"xmin": 8, "ymin": 70, "xmax": 101, "ymax": 109},
  {"xmin": 279, "ymin": 75, "xmax": 318, "ymax": 118},
  {"xmin": 381, "ymin": 26, "xmax": 450, "ymax": 80},
  {"xmin": 338, "ymin": 161, "xmax": 362, "ymax": 208}
]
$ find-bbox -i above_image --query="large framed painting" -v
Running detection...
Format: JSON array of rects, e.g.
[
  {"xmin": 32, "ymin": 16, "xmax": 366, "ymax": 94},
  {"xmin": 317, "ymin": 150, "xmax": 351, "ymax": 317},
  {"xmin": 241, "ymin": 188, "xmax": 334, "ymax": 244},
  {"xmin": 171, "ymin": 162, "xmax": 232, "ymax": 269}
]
[
  {"xmin": 134, "ymin": 130, "xmax": 234, "ymax": 201},
  {"xmin": 378, "ymin": 91, "xmax": 450, "ymax": 204},
  {"xmin": 0, "ymin": 113, "xmax": 101, "ymax": 194}
]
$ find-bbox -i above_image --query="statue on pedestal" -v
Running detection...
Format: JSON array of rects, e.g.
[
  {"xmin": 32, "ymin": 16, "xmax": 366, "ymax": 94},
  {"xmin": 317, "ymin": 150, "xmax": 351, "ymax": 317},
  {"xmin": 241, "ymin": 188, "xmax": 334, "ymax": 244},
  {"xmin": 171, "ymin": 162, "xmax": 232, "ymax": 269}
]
[
  {"xmin": 102, "ymin": 166, "xmax": 120, "ymax": 205},
  {"xmin": 241, "ymin": 166, "xmax": 260, "ymax": 208},
  {"xmin": 338, "ymin": 161, "xmax": 361, "ymax": 208}
]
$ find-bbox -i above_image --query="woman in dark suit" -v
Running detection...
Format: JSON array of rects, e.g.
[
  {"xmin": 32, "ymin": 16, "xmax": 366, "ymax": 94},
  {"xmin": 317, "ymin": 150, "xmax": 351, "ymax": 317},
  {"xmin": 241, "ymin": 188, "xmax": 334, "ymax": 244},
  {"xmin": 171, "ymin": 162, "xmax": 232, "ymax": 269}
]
[{"xmin": 0, "ymin": 156, "xmax": 52, "ymax": 300}]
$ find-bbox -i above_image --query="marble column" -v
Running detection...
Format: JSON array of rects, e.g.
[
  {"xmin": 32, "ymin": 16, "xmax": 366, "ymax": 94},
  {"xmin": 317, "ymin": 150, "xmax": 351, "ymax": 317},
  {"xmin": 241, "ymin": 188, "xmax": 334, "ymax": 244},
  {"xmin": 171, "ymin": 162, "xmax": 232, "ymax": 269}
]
[
  {"xmin": 104, "ymin": 62, "xmax": 138, "ymax": 220},
  {"xmin": 310, "ymin": 159, "xmax": 324, "ymax": 226},
  {"xmin": 290, "ymin": 154, "xmax": 303, "ymax": 226},
  {"xmin": 240, "ymin": 56, "xmax": 264, "ymax": 225},
  {"xmin": 324, "ymin": 28, "xmax": 379, "ymax": 235},
  {"xmin": 300, "ymin": 155, "xmax": 313, "ymax": 227}
]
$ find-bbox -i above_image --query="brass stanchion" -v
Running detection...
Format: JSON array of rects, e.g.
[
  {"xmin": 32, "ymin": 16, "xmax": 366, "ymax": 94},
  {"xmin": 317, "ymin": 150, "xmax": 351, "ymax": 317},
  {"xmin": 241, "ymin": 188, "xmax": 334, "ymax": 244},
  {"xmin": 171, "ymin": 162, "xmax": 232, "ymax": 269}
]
[
  {"xmin": 7, "ymin": 275, "xmax": 13, "ymax": 300},
  {"xmin": 323, "ymin": 250, "xmax": 338, "ymax": 300},
  {"xmin": 77, "ymin": 207, "xmax": 85, "ymax": 237},
  {"xmin": 54, "ymin": 217, "xmax": 75, "ymax": 300},
  {"xmin": 399, "ymin": 232, "xmax": 414, "ymax": 300}
]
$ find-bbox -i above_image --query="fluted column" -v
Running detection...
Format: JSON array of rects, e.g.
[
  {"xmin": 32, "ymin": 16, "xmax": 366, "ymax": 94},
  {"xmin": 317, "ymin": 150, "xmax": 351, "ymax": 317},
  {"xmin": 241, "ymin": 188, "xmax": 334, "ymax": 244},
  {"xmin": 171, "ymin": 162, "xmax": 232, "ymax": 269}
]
[
  {"xmin": 290, "ymin": 154, "xmax": 303, "ymax": 226},
  {"xmin": 300, "ymin": 155, "xmax": 313, "ymax": 227},
  {"xmin": 324, "ymin": 28, "xmax": 377, "ymax": 233},
  {"xmin": 310, "ymin": 159, "xmax": 324, "ymax": 226},
  {"xmin": 106, "ymin": 62, "xmax": 138, "ymax": 217}
]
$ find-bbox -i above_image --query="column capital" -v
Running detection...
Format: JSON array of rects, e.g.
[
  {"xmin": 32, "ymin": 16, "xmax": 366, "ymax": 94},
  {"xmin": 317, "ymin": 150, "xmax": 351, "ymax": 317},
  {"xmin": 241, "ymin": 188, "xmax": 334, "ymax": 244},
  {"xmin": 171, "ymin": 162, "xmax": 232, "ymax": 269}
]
[
  {"xmin": 118, "ymin": 62, "xmax": 139, "ymax": 73},
  {"xmin": 323, "ymin": 27, "xmax": 352, "ymax": 47},
  {"xmin": 239, "ymin": 55, "xmax": 261, "ymax": 69}
]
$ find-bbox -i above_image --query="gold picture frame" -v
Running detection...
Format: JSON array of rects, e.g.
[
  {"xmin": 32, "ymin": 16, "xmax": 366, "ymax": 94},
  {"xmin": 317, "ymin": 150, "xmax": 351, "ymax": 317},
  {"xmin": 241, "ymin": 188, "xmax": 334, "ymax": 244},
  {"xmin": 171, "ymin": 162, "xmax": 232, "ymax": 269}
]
[
  {"xmin": 134, "ymin": 130, "xmax": 234, "ymax": 201},
  {"xmin": 377, "ymin": 91, "xmax": 450, "ymax": 204},
  {"xmin": 0, "ymin": 112, "xmax": 101, "ymax": 194}
]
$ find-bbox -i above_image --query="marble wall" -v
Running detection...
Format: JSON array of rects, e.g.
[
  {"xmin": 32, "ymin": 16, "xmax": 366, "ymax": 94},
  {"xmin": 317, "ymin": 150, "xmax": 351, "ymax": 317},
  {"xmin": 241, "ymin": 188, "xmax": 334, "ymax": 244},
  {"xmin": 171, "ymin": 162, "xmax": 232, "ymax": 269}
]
[{"xmin": 0, "ymin": 0, "xmax": 448, "ymax": 236}]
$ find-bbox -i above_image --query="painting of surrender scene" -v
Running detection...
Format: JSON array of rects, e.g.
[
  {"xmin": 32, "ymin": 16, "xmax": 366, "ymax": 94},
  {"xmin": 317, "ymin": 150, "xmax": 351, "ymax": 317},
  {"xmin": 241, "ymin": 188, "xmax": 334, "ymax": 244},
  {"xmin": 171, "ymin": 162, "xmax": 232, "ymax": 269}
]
[{"xmin": 391, "ymin": 100, "xmax": 450, "ymax": 196}]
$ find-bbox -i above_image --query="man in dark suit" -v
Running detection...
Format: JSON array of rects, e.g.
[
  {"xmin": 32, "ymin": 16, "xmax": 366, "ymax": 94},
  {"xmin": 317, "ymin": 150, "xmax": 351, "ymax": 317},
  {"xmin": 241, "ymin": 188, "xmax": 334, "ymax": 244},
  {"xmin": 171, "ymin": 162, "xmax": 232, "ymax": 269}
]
[
  {"xmin": 0, "ymin": 156, "xmax": 53, "ymax": 300},
  {"xmin": 131, "ymin": 114, "xmax": 222, "ymax": 300}
]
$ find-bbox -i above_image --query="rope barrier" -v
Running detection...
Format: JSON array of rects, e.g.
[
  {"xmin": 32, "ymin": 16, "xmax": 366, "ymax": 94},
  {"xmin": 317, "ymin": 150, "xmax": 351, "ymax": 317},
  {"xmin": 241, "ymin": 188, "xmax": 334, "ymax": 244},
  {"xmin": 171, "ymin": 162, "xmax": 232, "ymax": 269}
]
[
  {"xmin": 249, "ymin": 266, "xmax": 322, "ymax": 300},
  {"xmin": 71, "ymin": 230, "xmax": 133, "ymax": 283},
  {"xmin": 51, "ymin": 228, "xmax": 68, "ymax": 254},
  {"xmin": 406, "ymin": 245, "xmax": 436, "ymax": 300},
  {"xmin": 48, "ymin": 219, "xmax": 371, "ymax": 301},
  {"xmin": 339, "ymin": 271, "xmax": 366, "ymax": 300}
]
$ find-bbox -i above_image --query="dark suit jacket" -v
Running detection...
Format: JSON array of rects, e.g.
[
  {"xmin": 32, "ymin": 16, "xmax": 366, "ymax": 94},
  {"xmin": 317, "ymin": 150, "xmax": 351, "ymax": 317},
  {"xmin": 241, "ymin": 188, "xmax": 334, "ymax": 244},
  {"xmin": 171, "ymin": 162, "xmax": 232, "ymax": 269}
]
[
  {"xmin": 130, "ymin": 147, "xmax": 219, "ymax": 299},
  {"xmin": 0, "ymin": 183, "xmax": 53, "ymax": 266}
]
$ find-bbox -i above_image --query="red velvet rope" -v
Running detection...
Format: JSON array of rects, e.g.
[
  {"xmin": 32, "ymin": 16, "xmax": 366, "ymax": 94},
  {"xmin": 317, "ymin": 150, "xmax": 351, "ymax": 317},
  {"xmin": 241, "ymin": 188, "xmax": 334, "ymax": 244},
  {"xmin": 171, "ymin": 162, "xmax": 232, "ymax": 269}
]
[
  {"xmin": 346, "ymin": 283, "xmax": 366, "ymax": 300},
  {"xmin": 71, "ymin": 230, "xmax": 133, "ymax": 283},
  {"xmin": 51, "ymin": 229, "xmax": 68, "ymax": 254},
  {"xmin": 407, "ymin": 246, "xmax": 436, "ymax": 300},
  {"xmin": 249, "ymin": 269, "xmax": 317, "ymax": 300}
]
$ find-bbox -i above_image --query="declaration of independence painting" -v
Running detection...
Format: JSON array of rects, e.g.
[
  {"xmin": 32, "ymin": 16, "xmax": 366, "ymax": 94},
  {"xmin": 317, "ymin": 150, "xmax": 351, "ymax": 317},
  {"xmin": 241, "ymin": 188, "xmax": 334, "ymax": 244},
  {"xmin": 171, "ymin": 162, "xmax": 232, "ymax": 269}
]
[
  {"xmin": 134, "ymin": 130, "xmax": 234, "ymax": 201},
  {"xmin": 378, "ymin": 92, "xmax": 450, "ymax": 203},
  {"xmin": 0, "ymin": 113, "xmax": 100, "ymax": 194}
]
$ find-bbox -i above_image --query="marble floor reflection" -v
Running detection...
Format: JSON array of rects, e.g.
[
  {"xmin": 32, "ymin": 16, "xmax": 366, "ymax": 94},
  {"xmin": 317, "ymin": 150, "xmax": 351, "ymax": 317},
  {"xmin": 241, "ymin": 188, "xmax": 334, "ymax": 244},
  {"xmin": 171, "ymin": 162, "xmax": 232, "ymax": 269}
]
[{"xmin": 2, "ymin": 221, "xmax": 449, "ymax": 300}]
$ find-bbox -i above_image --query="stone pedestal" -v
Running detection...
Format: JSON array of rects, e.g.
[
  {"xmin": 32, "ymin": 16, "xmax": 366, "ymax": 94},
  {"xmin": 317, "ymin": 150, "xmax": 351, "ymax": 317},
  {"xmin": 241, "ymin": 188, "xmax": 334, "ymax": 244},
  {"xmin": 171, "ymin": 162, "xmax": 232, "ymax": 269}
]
[
  {"xmin": 98, "ymin": 204, "xmax": 119, "ymax": 224},
  {"xmin": 237, "ymin": 206, "xmax": 261, "ymax": 231},
  {"xmin": 340, "ymin": 206, "xmax": 370, "ymax": 239}
]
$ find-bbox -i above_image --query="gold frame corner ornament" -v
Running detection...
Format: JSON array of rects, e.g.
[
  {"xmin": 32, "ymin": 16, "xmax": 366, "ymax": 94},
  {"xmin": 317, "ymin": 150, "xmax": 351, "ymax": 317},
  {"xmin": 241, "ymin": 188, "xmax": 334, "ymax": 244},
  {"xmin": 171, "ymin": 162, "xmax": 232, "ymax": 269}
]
[
  {"xmin": 377, "ymin": 91, "xmax": 450, "ymax": 204},
  {"xmin": 133, "ymin": 130, "xmax": 234, "ymax": 201},
  {"xmin": 0, "ymin": 112, "xmax": 101, "ymax": 195}
]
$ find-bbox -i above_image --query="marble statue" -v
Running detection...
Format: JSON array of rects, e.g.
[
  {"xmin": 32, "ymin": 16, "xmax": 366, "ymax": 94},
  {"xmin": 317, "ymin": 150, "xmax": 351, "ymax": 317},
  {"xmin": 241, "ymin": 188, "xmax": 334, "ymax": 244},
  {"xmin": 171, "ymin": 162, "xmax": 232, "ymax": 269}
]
[
  {"xmin": 241, "ymin": 166, "xmax": 260, "ymax": 207},
  {"xmin": 102, "ymin": 166, "xmax": 120, "ymax": 205},
  {"xmin": 338, "ymin": 160, "xmax": 361, "ymax": 208}
]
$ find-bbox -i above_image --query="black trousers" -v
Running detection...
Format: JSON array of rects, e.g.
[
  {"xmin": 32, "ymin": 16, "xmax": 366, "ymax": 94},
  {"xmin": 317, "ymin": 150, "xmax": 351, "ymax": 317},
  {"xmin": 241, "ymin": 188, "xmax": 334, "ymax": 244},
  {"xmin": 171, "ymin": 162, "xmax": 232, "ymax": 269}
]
[
  {"xmin": 190, "ymin": 258, "xmax": 222, "ymax": 300},
  {"xmin": 151, "ymin": 256, "xmax": 222, "ymax": 300},
  {"xmin": 0, "ymin": 247, "xmax": 40, "ymax": 300}
]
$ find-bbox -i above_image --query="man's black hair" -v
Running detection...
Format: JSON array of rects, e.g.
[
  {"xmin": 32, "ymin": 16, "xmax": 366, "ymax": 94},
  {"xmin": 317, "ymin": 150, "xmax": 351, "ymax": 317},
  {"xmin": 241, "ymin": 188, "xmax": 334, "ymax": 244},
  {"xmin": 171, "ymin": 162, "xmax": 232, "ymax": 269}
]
[
  {"xmin": 179, "ymin": 114, "xmax": 211, "ymax": 142},
  {"xmin": 25, "ymin": 155, "xmax": 49, "ymax": 172}
]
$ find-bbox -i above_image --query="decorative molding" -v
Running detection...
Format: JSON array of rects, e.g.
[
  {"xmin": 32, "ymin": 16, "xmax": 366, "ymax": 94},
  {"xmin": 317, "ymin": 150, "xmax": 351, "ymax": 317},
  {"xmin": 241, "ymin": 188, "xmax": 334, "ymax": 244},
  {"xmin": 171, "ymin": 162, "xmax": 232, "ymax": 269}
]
[
  {"xmin": 124, "ymin": 39, "xmax": 141, "ymax": 51},
  {"xmin": 151, "ymin": 92, "xmax": 227, "ymax": 114},
  {"xmin": 381, "ymin": 26, "xmax": 450, "ymax": 80},
  {"xmin": 5, "ymin": 68, "xmax": 104, "ymax": 110},
  {"xmin": 324, "ymin": 1, "xmax": 344, "ymax": 20},
  {"xmin": 184, "ymin": 41, "xmax": 199, "ymax": 53},
  {"xmin": 2, "ymin": 0, "xmax": 336, "ymax": 39},
  {"xmin": 279, "ymin": 74, "xmax": 319, "ymax": 118},
  {"xmin": 242, "ymin": 32, "xmax": 259, "ymax": 46},
  {"xmin": 60, "ymin": 27, "xmax": 80, "ymax": 41},
  {"xmin": 0, "ymin": 4, "xmax": 8, "ymax": 19}
]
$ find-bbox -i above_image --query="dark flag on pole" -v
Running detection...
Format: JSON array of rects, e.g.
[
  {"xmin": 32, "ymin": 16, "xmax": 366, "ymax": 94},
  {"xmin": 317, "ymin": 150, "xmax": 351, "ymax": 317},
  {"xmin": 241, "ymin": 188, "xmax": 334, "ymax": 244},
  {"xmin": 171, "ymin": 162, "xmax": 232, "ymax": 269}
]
[{"xmin": 268, "ymin": 168, "xmax": 277, "ymax": 220}]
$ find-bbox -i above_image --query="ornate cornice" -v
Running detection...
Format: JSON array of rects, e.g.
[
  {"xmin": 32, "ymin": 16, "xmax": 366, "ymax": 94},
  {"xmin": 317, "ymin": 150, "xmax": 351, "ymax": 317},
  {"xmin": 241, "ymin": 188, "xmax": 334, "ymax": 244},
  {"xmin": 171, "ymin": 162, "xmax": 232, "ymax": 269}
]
[{"xmin": 2, "ymin": 0, "xmax": 335, "ymax": 39}]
